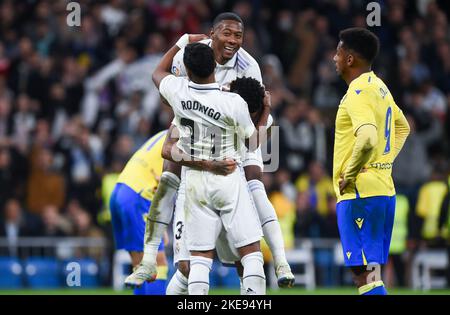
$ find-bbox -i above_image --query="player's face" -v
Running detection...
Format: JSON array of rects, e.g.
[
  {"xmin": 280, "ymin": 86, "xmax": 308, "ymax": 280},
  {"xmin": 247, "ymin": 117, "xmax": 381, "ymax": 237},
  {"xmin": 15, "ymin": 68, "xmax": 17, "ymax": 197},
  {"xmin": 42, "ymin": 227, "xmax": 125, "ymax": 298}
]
[
  {"xmin": 333, "ymin": 41, "xmax": 348, "ymax": 76},
  {"xmin": 211, "ymin": 20, "xmax": 244, "ymax": 64}
]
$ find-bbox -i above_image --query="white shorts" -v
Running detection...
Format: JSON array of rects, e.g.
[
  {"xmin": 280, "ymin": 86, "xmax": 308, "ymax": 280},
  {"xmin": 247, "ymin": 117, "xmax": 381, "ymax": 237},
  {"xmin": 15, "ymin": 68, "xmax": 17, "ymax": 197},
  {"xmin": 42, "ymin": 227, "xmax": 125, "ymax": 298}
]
[
  {"xmin": 173, "ymin": 200, "xmax": 241, "ymax": 265},
  {"xmin": 242, "ymin": 147, "xmax": 263, "ymax": 170},
  {"xmin": 172, "ymin": 167, "xmax": 238, "ymax": 264},
  {"xmin": 184, "ymin": 166, "xmax": 262, "ymax": 252}
]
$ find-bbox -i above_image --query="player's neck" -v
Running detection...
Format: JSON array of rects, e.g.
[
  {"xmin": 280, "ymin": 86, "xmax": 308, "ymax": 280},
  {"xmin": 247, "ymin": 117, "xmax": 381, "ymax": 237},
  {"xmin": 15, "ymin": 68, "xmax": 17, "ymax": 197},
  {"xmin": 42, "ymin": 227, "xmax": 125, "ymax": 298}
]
[
  {"xmin": 344, "ymin": 67, "xmax": 372, "ymax": 86},
  {"xmin": 191, "ymin": 74, "xmax": 216, "ymax": 85}
]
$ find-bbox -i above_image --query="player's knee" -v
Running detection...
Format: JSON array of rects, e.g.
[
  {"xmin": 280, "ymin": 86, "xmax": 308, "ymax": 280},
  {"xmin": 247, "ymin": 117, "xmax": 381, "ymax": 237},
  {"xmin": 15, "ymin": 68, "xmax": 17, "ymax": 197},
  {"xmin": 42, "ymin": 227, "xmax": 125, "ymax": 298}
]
[
  {"xmin": 244, "ymin": 165, "xmax": 262, "ymax": 181},
  {"xmin": 237, "ymin": 241, "xmax": 261, "ymax": 258},
  {"xmin": 178, "ymin": 260, "xmax": 190, "ymax": 278}
]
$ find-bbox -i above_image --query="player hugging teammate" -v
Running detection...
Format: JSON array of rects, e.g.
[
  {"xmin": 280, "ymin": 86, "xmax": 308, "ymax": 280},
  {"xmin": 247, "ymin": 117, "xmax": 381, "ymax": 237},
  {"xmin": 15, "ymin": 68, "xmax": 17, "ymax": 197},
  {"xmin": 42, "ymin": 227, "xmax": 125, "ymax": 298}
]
[{"xmin": 124, "ymin": 13, "xmax": 294, "ymax": 295}]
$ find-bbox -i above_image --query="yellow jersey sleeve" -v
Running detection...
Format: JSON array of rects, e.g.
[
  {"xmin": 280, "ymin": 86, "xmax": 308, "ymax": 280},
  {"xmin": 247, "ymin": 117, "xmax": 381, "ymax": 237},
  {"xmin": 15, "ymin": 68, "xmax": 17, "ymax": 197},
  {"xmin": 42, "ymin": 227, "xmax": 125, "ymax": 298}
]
[{"xmin": 117, "ymin": 130, "xmax": 168, "ymax": 201}]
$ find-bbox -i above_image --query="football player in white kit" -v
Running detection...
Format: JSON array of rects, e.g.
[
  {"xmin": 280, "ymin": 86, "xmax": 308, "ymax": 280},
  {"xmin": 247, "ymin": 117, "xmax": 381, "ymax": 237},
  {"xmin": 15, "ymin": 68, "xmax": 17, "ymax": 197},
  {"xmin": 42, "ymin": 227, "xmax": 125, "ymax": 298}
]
[
  {"xmin": 125, "ymin": 13, "xmax": 294, "ymax": 291},
  {"xmin": 156, "ymin": 41, "xmax": 269, "ymax": 295}
]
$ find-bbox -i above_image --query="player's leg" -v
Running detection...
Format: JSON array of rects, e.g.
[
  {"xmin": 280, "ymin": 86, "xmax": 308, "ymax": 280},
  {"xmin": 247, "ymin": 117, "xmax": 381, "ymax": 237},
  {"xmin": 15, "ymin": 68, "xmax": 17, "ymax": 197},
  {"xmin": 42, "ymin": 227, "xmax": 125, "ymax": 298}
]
[
  {"xmin": 166, "ymin": 260, "xmax": 189, "ymax": 295},
  {"xmin": 235, "ymin": 261, "xmax": 246, "ymax": 295},
  {"xmin": 236, "ymin": 242, "xmax": 266, "ymax": 295},
  {"xmin": 244, "ymin": 161, "xmax": 294, "ymax": 288},
  {"xmin": 184, "ymin": 169, "xmax": 221, "ymax": 295},
  {"xmin": 166, "ymin": 171, "xmax": 190, "ymax": 295},
  {"xmin": 188, "ymin": 251, "xmax": 214, "ymax": 295},
  {"xmin": 223, "ymin": 166, "xmax": 266, "ymax": 295},
  {"xmin": 143, "ymin": 241, "xmax": 168, "ymax": 295},
  {"xmin": 123, "ymin": 192, "xmax": 168, "ymax": 294},
  {"xmin": 125, "ymin": 160, "xmax": 181, "ymax": 285},
  {"xmin": 336, "ymin": 197, "xmax": 389, "ymax": 295},
  {"xmin": 143, "ymin": 160, "xmax": 181, "ymax": 265}
]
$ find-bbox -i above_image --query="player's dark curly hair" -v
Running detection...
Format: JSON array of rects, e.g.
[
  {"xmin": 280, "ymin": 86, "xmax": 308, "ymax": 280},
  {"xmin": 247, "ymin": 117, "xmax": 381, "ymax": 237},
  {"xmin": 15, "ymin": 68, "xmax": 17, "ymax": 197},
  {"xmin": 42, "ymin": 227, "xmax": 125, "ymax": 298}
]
[
  {"xmin": 183, "ymin": 43, "xmax": 216, "ymax": 79},
  {"xmin": 339, "ymin": 27, "xmax": 380, "ymax": 64},
  {"xmin": 229, "ymin": 77, "xmax": 264, "ymax": 114}
]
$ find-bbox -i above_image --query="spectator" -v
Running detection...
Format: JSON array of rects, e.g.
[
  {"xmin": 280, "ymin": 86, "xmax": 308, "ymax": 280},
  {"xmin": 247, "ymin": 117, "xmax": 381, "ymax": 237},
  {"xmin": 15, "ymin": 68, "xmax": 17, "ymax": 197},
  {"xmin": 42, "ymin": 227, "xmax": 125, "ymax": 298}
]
[
  {"xmin": 293, "ymin": 191, "xmax": 324, "ymax": 239},
  {"xmin": 295, "ymin": 160, "xmax": 334, "ymax": 217},
  {"xmin": 26, "ymin": 147, "xmax": 65, "ymax": 215},
  {"xmin": 0, "ymin": 198, "xmax": 40, "ymax": 257}
]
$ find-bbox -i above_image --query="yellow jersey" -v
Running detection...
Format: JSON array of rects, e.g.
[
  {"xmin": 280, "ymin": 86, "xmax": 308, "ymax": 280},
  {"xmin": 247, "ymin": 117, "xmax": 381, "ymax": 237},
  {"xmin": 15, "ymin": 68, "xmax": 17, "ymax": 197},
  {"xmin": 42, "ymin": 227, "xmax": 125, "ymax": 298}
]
[
  {"xmin": 333, "ymin": 71, "xmax": 403, "ymax": 202},
  {"xmin": 116, "ymin": 130, "xmax": 168, "ymax": 201}
]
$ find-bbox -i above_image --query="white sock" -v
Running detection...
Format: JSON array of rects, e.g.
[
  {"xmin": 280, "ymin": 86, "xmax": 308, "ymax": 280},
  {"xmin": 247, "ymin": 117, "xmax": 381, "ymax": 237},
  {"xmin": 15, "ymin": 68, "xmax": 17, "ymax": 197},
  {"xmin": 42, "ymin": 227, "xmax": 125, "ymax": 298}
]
[
  {"xmin": 143, "ymin": 171, "xmax": 180, "ymax": 265},
  {"xmin": 239, "ymin": 277, "xmax": 246, "ymax": 295},
  {"xmin": 166, "ymin": 269, "xmax": 188, "ymax": 295},
  {"xmin": 248, "ymin": 179, "xmax": 288, "ymax": 266},
  {"xmin": 188, "ymin": 256, "xmax": 212, "ymax": 295},
  {"xmin": 241, "ymin": 252, "xmax": 266, "ymax": 295}
]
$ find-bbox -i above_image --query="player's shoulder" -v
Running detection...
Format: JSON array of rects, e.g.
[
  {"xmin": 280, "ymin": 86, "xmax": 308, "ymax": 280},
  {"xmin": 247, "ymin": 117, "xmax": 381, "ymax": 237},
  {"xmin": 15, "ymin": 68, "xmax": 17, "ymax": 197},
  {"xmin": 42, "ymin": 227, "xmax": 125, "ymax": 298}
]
[
  {"xmin": 161, "ymin": 74, "xmax": 187, "ymax": 87},
  {"xmin": 220, "ymin": 90, "xmax": 247, "ymax": 108},
  {"xmin": 236, "ymin": 47, "xmax": 259, "ymax": 71},
  {"xmin": 347, "ymin": 72, "xmax": 383, "ymax": 100}
]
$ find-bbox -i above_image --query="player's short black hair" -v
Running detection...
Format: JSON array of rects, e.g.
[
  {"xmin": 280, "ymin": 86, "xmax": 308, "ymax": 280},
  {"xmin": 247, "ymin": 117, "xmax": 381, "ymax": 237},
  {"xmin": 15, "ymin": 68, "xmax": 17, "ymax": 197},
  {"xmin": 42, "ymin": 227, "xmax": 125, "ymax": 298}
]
[
  {"xmin": 213, "ymin": 12, "xmax": 243, "ymax": 28},
  {"xmin": 183, "ymin": 43, "xmax": 216, "ymax": 79},
  {"xmin": 229, "ymin": 77, "xmax": 264, "ymax": 113},
  {"xmin": 339, "ymin": 27, "xmax": 380, "ymax": 64}
]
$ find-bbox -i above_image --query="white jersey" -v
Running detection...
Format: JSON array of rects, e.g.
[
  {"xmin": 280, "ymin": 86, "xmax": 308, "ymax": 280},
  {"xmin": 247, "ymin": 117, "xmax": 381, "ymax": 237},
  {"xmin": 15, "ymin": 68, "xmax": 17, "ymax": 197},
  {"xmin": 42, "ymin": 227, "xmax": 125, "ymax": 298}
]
[
  {"xmin": 159, "ymin": 75, "xmax": 255, "ymax": 161},
  {"xmin": 171, "ymin": 39, "xmax": 262, "ymax": 87}
]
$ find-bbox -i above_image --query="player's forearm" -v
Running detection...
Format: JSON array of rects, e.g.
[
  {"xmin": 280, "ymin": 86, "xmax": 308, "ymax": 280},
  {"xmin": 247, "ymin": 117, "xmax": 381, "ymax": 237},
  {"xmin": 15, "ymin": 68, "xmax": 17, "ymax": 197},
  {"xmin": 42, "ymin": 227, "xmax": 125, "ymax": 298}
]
[
  {"xmin": 344, "ymin": 124, "xmax": 378, "ymax": 181},
  {"xmin": 162, "ymin": 140, "xmax": 210, "ymax": 172},
  {"xmin": 246, "ymin": 101, "xmax": 271, "ymax": 151},
  {"xmin": 393, "ymin": 113, "xmax": 410, "ymax": 160},
  {"xmin": 152, "ymin": 45, "xmax": 180, "ymax": 89}
]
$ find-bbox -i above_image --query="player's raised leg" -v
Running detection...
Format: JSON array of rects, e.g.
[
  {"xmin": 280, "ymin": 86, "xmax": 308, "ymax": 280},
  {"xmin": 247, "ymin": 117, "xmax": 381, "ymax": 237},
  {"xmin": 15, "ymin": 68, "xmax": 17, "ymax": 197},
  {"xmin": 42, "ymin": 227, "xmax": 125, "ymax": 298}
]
[
  {"xmin": 246, "ymin": 165, "xmax": 294, "ymax": 288},
  {"xmin": 125, "ymin": 159, "xmax": 181, "ymax": 287}
]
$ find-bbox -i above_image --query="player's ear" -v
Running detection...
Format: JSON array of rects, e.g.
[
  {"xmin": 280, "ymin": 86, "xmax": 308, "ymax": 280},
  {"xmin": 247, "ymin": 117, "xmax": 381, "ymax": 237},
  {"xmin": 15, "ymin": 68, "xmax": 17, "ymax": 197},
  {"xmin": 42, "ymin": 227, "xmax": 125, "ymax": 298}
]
[
  {"xmin": 210, "ymin": 27, "xmax": 215, "ymax": 39},
  {"xmin": 347, "ymin": 54, "xmax": 354, "ymax": 67}
]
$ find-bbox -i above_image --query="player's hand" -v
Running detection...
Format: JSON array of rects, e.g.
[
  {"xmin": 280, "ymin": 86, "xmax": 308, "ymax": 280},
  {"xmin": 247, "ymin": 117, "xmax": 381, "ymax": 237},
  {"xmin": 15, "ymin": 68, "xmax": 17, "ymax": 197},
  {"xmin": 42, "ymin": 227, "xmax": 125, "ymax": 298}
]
[
  {"xmin": 188, "ymin": 34, "xmax": 209, "ymax": 43},
  {"xmin": 263, "ymin": 91, "xmax": 272, "ymax": 109},
  {"xmin": 338, "ymin": 177, "xmax": 349, "ymax": 195},
  {"xmin": 338, "ymin": 173, "xmax": 354, "ymax": 195},
  {"xmin": 206, "ymin": 159, "xmax": 237, "ymax": 175}
]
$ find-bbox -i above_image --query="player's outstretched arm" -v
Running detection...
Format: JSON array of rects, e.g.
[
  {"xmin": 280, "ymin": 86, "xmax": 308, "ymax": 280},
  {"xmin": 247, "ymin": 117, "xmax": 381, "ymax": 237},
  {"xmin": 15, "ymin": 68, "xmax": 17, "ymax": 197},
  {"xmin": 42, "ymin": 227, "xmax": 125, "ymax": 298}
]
[
  {"xmin": 161, "ymin": 124, "xmax": 237, "ymax": 176},
  {"xmin": 340, "ymin": 124, "xmax": 378, "ymax": 194},
  {"xmin": 152, "ymin": 34, "xmax": 208, "ymax": 89}
]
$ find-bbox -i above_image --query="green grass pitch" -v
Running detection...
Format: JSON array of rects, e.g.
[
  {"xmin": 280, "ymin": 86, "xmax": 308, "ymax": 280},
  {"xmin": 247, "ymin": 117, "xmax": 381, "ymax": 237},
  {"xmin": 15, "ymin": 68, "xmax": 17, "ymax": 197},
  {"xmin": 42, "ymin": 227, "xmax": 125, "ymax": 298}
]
[{"xmin": 0, "ymin": 287, "xmax": 449, "ymax": 295}]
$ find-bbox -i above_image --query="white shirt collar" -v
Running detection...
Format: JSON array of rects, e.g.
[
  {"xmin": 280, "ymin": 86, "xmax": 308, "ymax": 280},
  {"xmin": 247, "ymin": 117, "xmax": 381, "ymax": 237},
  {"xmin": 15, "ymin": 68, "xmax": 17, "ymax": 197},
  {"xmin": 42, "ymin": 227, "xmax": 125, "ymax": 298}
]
[
  {"xmin": 216, "ymin": 52, "xmax": 237, "ymax": 69},
  {"xmin": 187, "ymin": 81, "xmax": 220, "ymax": 92}
]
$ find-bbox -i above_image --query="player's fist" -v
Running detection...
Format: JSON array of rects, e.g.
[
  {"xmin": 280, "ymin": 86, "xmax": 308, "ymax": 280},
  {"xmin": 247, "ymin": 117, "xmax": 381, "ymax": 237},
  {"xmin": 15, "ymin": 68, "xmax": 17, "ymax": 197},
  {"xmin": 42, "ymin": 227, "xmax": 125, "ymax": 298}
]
[{"xmin": 188, "ymin": 34, "xmax": 209, "ymax": 43}]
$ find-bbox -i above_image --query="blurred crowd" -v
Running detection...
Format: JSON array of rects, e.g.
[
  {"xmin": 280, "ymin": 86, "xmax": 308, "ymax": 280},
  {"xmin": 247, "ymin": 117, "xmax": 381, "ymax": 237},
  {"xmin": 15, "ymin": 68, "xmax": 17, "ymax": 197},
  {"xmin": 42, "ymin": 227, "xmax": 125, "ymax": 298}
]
[{"xmin": 0, "ymin": 0, "xmax": 449, "ymax": 287}]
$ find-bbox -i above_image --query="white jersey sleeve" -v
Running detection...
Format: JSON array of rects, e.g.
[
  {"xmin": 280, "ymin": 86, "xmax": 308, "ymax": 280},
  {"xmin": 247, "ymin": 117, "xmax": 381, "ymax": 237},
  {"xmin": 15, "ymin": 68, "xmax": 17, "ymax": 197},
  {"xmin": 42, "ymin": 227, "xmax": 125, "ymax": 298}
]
[
  {"xmin": 171, "ymin": 49, "xmax": 187, "ymax": 77},
  {"xmin": 159, "ymin": 75, "xmax": 185, "ymax": 111},
  {"xmin": 243, "ymin": 61, "xmax": 263, "ymax": 84}
]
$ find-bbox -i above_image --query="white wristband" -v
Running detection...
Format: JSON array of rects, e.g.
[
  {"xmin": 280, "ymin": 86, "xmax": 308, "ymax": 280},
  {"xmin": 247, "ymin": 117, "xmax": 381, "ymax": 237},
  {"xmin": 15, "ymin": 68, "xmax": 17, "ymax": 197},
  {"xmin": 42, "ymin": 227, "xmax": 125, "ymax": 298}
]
[{"xmin": 175, "ymin": 34, "xmax": 189, "ymax": 49}]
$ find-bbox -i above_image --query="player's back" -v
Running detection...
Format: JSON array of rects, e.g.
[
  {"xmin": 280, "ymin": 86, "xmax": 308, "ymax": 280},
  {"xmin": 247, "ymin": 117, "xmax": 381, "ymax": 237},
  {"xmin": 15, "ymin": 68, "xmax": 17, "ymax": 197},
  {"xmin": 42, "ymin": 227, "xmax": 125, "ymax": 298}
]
[
  {"xmin": 117, "ymin": 130, "xmax": 167, "ymax": 201},
  {"xmin": 159, "ymin": 75, "xmax": 255, "ymax": 162},
  {"xmin": 334, "ymin": 71, "xmax": 402, "ymax": 201}
]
